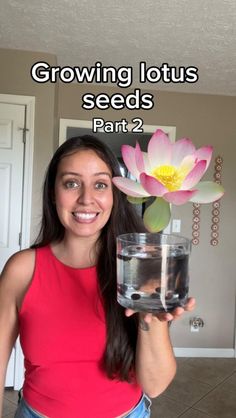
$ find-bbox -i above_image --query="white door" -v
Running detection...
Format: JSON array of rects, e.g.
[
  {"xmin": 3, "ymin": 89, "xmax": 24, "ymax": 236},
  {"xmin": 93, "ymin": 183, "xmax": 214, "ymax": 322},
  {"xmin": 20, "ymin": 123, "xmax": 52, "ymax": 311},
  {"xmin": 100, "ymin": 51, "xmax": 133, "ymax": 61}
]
[{"xmin": 0, "ymin": 102, "xmax": 25, "ymax": 386}]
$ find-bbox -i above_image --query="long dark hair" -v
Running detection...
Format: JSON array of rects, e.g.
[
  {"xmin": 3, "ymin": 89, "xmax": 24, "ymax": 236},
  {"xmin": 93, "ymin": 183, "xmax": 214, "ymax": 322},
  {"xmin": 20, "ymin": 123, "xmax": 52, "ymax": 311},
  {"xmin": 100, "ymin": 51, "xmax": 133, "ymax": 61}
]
[{"xmin": 33, "ymin": 135, "xmax": 146, "ymax": 381}]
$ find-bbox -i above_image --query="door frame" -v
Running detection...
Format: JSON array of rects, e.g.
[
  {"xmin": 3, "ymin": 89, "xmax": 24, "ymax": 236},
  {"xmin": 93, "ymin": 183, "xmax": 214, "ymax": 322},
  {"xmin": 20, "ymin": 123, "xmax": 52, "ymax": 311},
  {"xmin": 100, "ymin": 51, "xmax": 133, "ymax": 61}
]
[{"xmin": 0, "ymin": 94, "xmax": 35, "ymax": 389}]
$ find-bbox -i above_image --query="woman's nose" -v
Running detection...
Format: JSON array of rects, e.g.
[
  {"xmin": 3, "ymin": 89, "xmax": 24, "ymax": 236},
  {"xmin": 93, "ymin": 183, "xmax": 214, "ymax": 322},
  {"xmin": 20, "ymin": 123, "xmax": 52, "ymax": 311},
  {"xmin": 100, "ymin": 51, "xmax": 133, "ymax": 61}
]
[{"xmin": 77, "ymin": 186, "xmax": 93, "ymax": 204}]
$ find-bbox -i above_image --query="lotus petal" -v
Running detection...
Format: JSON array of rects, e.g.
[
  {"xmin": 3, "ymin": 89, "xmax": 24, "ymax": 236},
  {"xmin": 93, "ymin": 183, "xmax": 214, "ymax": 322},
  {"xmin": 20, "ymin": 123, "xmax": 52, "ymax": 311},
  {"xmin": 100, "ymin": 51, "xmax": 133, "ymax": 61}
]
[
  {"xmin": 194, "ymin": 146, "xmax": 213, "ymax": 170},
  {"xmin": 135, "ymin": 142, "xmax": 145, "ymax": 172},
  {"xmin": 143, "ymin": 197, "xmax": 171, "ymax": 232},
  {"xmin": 190, "ymin": 181, "xmax": 224, "ymax": 203},
  {"xmin": 147, "ymin": 129, "xmax": 172, "ymax": 168},
  {"xmin": 121, "ymin": 145, "xmax": 140, "ymax": 179},
  {"xmin": 182, "ymin": 160, "xmax": 207, "ymax": 189},
  {"xmin": 171, "ymin": 138, "xmax": 196, "ymax": 166},
  {"xmin": 142, "ymin": 151, "xmax": 152, "ymax": 173},
  {"xmin": 163, "ymin": 190, "xmax": 197, "ymax": 205},
  {"xmin": 140, "ymin": 173, "xmax": 167, "ymax": 196},
  {"xmin": 178, "ymin": 154, "xmax": 196, "ymax": 175},
  {"xmin": 112, "ymin": 176, "xmax": 150, "ymax": 197}
]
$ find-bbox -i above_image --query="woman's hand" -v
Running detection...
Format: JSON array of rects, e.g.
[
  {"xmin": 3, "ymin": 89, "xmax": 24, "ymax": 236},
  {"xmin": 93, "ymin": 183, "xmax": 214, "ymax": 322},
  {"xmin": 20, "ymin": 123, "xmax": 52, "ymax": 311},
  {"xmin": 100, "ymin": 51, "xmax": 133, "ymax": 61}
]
[{"xmin": 125, "ymin": 297, "xmax": 196, "ymax": 324}]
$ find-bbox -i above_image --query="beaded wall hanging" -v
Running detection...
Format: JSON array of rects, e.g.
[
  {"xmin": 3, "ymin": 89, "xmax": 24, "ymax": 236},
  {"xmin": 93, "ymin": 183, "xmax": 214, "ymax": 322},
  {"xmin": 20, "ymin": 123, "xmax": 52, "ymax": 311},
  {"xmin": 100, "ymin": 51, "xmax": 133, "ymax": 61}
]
[
  {"xmin": 191, "ymin": 155, "xmax": 223, "ymax": 246},
  {"xmin": 192, "ymin": 203, "xmax": 201, "ymax": 245},
  {"xmin": 210, "ymin": 156, "xmax": 223, "ymax": 246}
]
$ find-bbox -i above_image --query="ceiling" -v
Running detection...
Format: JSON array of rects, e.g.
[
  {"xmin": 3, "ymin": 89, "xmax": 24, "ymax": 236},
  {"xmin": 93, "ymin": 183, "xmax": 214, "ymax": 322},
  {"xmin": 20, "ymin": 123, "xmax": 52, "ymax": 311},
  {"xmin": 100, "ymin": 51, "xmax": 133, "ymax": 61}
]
[{"xmin": 0, "ymin": 0, "xmax": 236, "ymax": 96}]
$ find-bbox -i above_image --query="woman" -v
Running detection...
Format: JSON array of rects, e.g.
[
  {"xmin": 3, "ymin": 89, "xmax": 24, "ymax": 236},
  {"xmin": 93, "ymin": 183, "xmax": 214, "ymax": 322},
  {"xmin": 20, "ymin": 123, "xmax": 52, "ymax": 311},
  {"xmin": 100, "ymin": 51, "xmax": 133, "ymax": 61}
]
[{"xmin": 0, "ymin": 135, "xmax": 195, "ymax": 418}]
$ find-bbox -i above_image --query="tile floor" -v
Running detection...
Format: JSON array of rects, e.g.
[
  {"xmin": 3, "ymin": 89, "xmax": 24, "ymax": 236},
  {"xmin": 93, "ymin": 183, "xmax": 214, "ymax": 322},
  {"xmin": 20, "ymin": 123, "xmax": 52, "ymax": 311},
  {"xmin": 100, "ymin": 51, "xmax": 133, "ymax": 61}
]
[{"xmin": 3, "ymin": 358, "xmax": 236, "ymax": 417}]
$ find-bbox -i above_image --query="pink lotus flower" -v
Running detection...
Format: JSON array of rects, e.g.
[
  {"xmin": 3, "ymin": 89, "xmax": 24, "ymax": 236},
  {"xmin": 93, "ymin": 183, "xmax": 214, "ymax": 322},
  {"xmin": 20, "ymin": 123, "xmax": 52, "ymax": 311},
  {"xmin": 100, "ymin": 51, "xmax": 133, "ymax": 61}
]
[{"xmin": 113, "ymin": 129, "xmax": 224, "ymax": 232}]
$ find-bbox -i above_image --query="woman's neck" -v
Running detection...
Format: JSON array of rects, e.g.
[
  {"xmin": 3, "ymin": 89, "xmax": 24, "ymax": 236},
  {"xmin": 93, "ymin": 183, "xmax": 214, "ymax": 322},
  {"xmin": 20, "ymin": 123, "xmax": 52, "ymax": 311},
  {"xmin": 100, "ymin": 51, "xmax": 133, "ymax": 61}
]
[{"xmin": 51, "ymin": 235, "xmax": 99, "ymax": 268}]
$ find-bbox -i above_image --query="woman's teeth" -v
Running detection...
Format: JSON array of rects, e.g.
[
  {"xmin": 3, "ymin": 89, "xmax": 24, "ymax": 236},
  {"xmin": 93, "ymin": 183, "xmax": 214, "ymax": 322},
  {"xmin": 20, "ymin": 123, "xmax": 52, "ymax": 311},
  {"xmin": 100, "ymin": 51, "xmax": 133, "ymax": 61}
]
[{"xmin": 73, "ymin": 212, "xmax": 97, "ymax": 220}]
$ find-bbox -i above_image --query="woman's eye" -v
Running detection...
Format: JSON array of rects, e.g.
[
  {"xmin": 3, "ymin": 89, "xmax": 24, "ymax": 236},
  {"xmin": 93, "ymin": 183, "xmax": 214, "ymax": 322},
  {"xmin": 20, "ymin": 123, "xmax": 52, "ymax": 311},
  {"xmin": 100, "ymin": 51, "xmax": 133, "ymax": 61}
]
[
  {"xmin": 64, "ymin": 181, "xmax": 79, "ymax": 189},
  {"xmin": 95, "ymin": 182, "xmax": 108, "ymax": 190}
]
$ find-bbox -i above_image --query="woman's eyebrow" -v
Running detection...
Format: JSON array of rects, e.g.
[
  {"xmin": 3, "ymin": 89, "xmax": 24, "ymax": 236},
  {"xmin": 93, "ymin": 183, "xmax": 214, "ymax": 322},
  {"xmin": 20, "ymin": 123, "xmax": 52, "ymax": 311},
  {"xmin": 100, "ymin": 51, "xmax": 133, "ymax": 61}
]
[
  {"xmin": 94, "ymin": 172, "xmax": 112, "ymax": 178},
  {"xmin": 60, "ymin": 171, "xmax": 111, "ymax": 178}
]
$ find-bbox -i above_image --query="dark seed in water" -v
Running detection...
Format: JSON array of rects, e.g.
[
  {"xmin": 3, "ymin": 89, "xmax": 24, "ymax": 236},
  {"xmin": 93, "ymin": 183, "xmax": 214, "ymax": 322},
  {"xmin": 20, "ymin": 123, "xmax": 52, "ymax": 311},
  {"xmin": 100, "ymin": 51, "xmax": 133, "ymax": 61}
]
[
  {"xmin": 150, "ymin": 293, "xmax": 160, "ymax": 299},
  {"xmin": 117, "ymin": 254, "xmax": 132, "ymax": 261},
  {"xmin": 131, "ymin": 293, "xmax": 141, "ymax": 300},
  {"xmin": 118, "ymin": 284, "xmax": 128, "ymax": 295}
]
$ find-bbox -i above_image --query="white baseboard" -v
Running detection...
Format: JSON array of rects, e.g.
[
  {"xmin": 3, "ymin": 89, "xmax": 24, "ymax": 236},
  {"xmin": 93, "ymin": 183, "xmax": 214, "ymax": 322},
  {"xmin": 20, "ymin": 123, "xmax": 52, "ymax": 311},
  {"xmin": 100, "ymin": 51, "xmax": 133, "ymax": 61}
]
[{"xmin": 173, "ymin": 348, "xmax": 235, "ymax": 358}]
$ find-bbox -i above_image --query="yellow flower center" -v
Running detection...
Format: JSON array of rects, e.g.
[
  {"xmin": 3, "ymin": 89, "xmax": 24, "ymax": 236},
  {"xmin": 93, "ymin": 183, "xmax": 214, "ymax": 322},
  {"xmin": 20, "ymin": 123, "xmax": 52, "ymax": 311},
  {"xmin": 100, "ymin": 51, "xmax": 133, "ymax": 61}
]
[{"xmin": 152, "ymin": 165, "xmax": 185, "ymax": 191}]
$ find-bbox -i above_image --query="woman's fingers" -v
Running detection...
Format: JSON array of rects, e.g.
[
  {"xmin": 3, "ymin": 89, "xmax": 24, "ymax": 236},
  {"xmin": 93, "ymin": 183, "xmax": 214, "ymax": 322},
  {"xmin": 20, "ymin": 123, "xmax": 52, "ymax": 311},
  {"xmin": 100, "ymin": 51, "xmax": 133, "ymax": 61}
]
[
  {"xmin": 184, "ymin": 297, "xmax": 196, "ymax": 311},
  {"xmin": 125, "ymin": 308, "xmax": 137, "ymax": 317},
  {"xmin": 125, "ymin": 297, "xmax": 196, "ymax": 321}
]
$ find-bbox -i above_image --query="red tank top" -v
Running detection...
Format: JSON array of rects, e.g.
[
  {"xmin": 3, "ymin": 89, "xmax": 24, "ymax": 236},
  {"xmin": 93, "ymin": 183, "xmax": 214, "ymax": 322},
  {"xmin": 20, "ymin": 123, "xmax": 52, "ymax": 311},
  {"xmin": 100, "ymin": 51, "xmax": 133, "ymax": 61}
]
[{"xmin": 19, "ymin": 246, "xmax": 141, "ymax": 418}]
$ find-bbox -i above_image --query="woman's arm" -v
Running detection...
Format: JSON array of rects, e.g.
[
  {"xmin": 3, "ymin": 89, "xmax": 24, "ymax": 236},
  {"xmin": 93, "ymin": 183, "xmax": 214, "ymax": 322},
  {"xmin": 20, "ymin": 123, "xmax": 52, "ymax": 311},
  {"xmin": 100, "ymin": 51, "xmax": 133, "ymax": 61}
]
[
  {"xmin": 135, "ymin": 315, "xmax": 176, "ymax": 398},
  {"xmin": 0, "ymin": 270, "xmax": 19, "ymax": 417},
  {"xmin": 126, "ymin": 298, "xmax": 195, "ymax": 398},
  {"xmin": 0, "ymin": 250, "xmax": 35, "ymax": 417}
]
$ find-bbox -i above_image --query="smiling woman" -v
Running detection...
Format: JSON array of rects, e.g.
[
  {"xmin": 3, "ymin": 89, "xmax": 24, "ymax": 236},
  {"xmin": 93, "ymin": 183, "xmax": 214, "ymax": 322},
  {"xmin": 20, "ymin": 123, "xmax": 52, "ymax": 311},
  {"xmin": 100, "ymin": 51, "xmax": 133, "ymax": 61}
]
[
  {"xmin": 53, "ymin": 149, "xmax": 113, "ymax": 248},
  {"xmin": 0, "ymin": 135, "xmax": 195, "ymax": 418}
]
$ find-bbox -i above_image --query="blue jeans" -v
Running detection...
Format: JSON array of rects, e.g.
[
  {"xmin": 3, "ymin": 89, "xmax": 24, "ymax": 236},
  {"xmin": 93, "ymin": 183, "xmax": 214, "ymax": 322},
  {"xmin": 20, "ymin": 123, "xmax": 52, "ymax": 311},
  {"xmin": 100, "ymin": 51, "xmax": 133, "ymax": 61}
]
[
  {"xmin": 124, "ymin": 394, "xmax": 152, "ymax": 417},
  {"xmin": 14, "ymin": 394, "xmax": 152, "ymax": 418},
  {"xmin": 14, "ymin": 398, "xmax": 45, "ymax": 418}
]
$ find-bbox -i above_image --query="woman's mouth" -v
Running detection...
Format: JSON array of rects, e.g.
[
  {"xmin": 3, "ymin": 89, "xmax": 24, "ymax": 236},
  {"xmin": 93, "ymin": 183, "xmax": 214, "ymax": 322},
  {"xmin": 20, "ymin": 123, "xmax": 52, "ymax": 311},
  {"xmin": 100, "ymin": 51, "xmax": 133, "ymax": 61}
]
[{"xmin": 72, "ymin": 212, "xmax": 99, "ymax": 223}]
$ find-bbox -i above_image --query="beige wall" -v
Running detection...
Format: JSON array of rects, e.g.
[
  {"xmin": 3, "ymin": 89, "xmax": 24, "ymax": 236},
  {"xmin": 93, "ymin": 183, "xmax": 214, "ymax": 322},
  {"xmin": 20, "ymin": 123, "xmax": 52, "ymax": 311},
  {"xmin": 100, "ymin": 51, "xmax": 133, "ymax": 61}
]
[
  {"xmin": 0, "ymin": 48, "xmax": 235, "ymax": 350},
  {"xmin": 0, "ymin": 48, "xmax": 58, "ymax": 240},
  {"xmin": 59, "ymin": 83, "xmax": 236, "ymax": 349}
]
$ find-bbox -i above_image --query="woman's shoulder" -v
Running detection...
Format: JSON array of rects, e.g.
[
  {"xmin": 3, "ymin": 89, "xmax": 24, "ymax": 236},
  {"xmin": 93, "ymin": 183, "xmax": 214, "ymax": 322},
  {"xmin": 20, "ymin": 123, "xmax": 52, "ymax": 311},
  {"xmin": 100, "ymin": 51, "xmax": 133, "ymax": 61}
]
[
  {"xmin": 0, "ymin": 249, "xmax": 36, "ymax": 302},
  {"xmin": 2, "ymin": 248, "xmax": 36, "ymax": 279}
]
